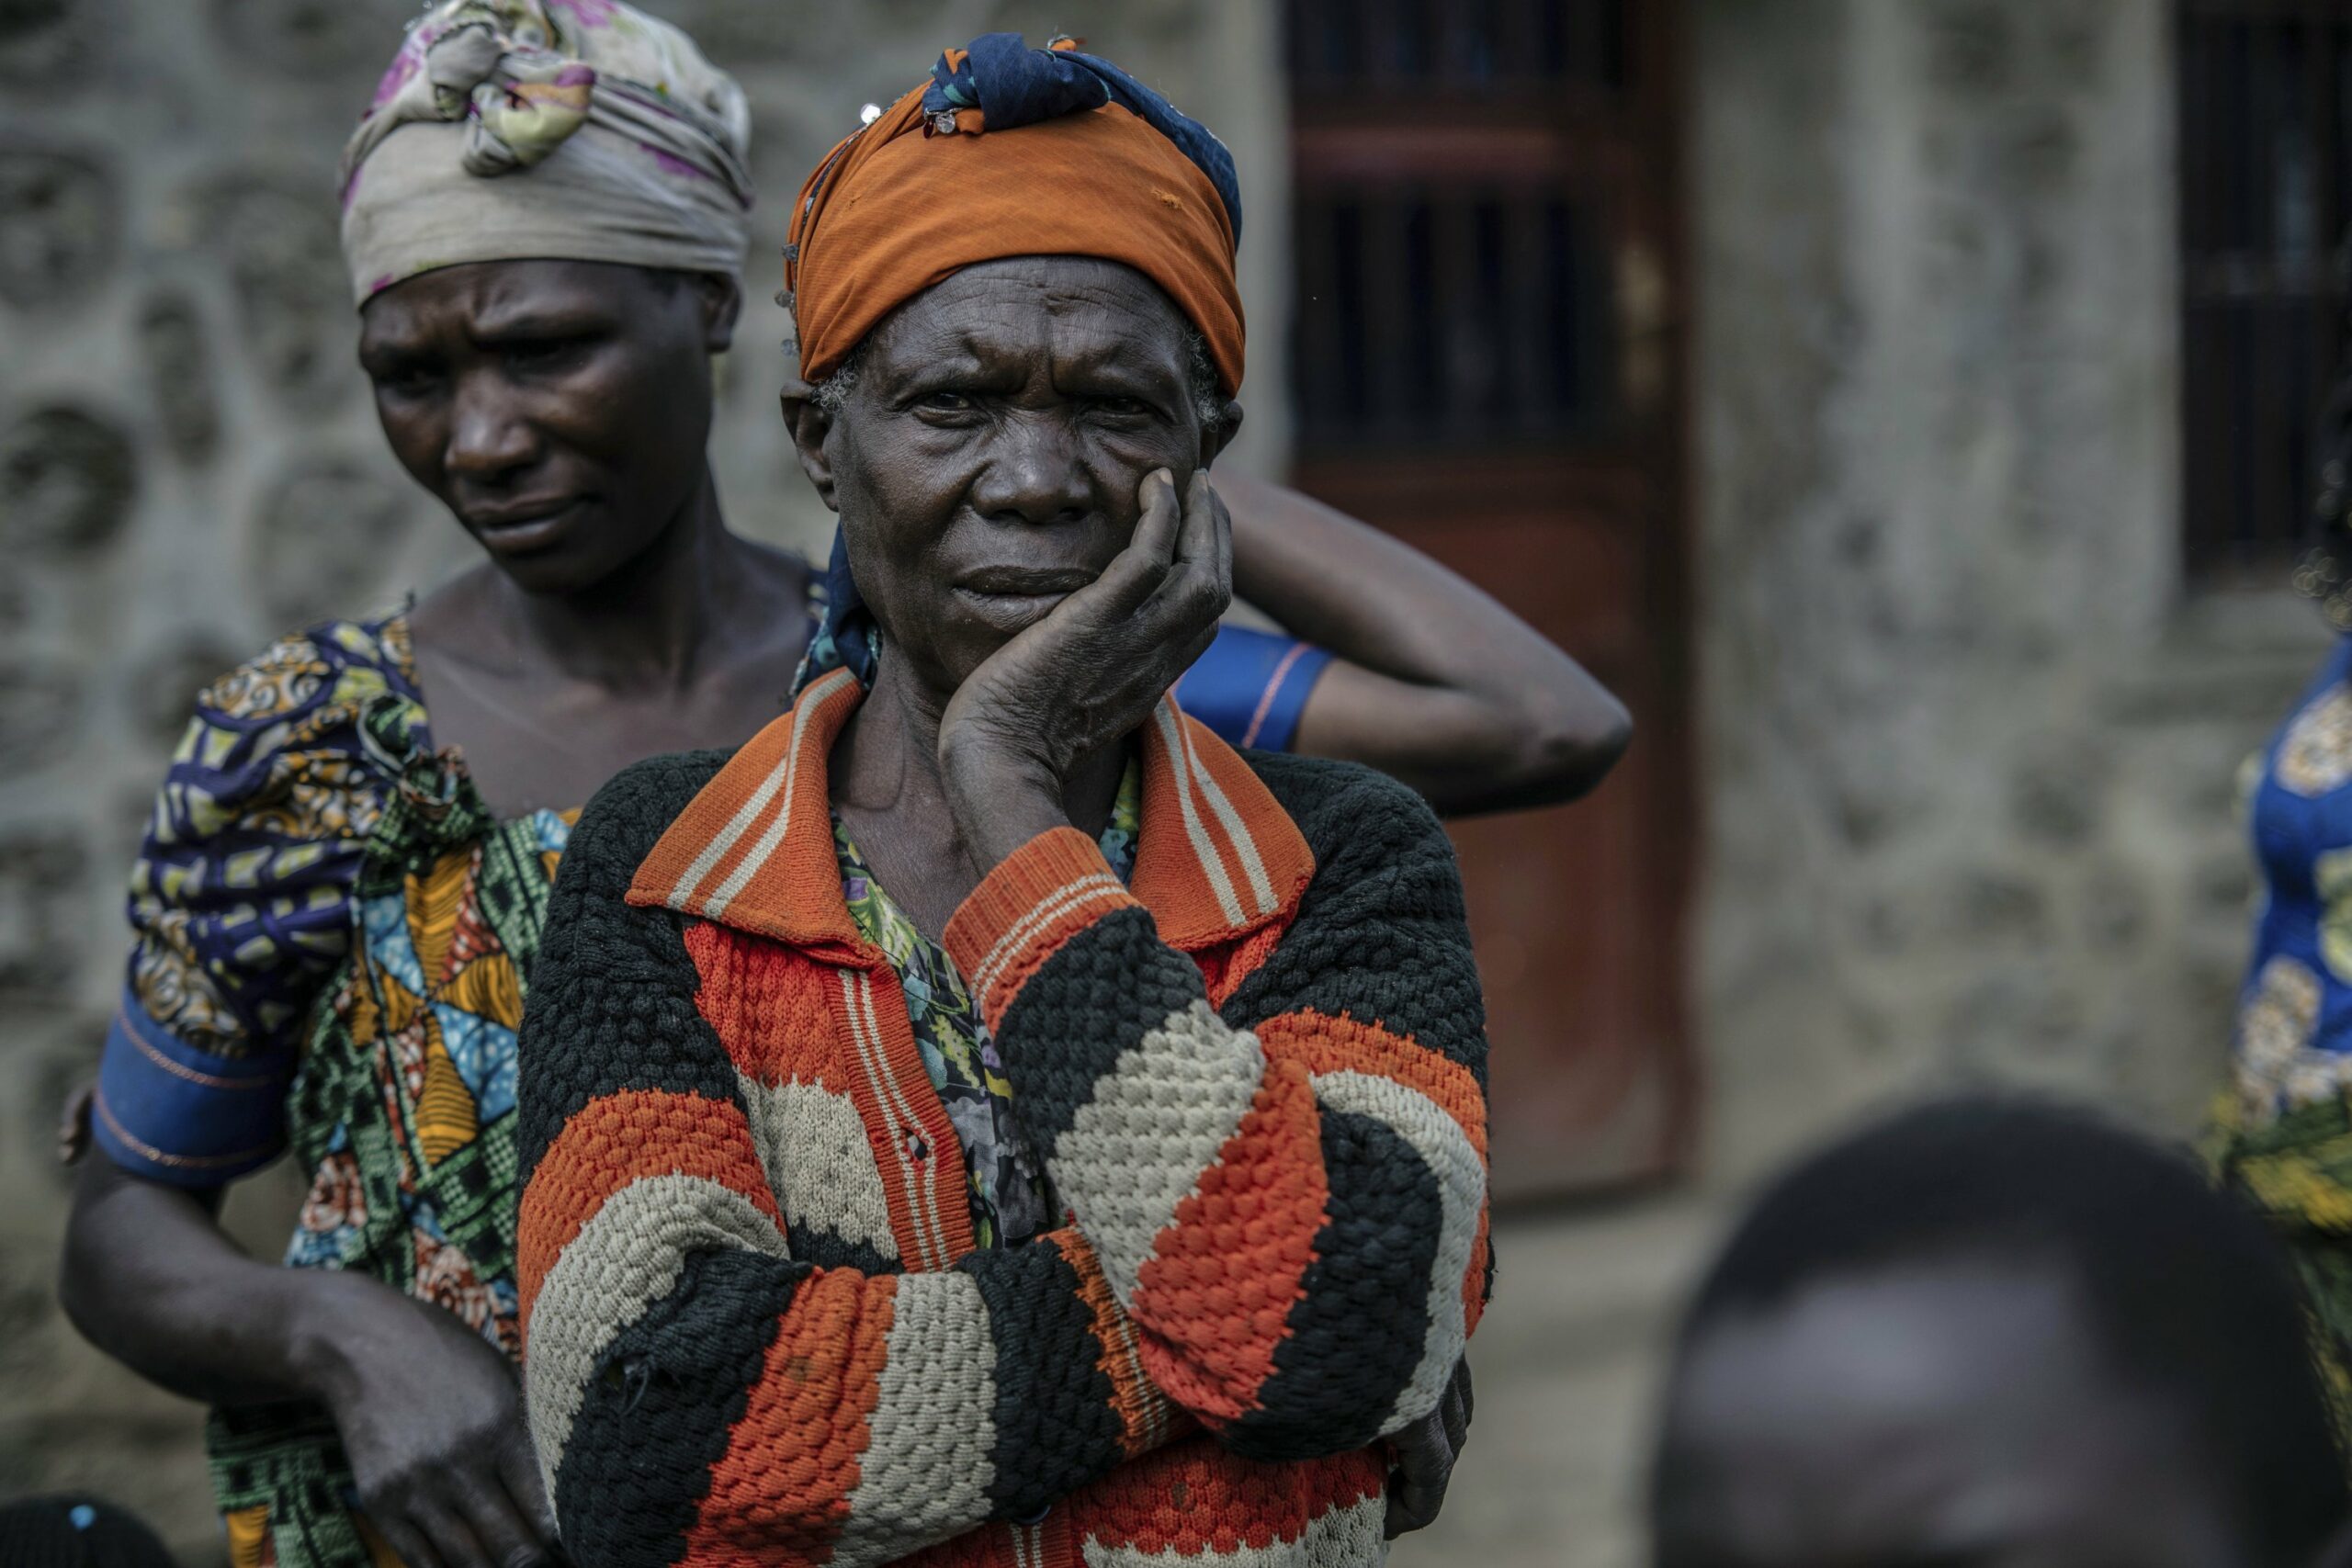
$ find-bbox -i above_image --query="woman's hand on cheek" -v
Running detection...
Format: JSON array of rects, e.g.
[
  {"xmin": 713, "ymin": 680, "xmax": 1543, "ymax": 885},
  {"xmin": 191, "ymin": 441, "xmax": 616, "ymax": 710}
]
[{"xmin": 939, "ymin": 467, "xmax": 1232, "ymax": 868}]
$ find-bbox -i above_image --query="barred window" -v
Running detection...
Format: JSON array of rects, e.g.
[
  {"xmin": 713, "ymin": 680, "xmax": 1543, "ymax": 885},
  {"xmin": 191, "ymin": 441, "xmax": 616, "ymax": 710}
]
[
  {"xmin": 2178, "ymin": 0, "xmax": 2352, "ymax": 582},
  {"xmin": 1286, "ymin": 0, "xmax": 1648, "ymax": 456}
]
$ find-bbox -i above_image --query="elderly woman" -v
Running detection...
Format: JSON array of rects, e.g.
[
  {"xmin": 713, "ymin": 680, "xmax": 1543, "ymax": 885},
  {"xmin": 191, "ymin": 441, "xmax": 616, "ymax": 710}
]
[
  {"xmin": 61, "ymin": 10, "xmax": 1600, "ymax": 1568},
  {"xmin": 514, "ymin": 36, "xmax": 1489, "ymax": 1568}
]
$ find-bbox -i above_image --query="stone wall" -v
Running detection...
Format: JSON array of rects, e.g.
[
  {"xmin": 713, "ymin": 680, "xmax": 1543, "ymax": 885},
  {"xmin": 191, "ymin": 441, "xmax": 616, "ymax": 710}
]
[
  {"xmin": 1692, "ymin": 0, "xmax": 2327, "ymax": 1182},
  {"xmin": 0, "ymin": 2, "xmax": 1284, "ymax": 1556}
]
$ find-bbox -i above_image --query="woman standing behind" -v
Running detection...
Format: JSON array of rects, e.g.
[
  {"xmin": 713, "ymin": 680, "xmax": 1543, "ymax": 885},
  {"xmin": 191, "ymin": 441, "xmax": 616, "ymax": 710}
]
[{"xmin": 63, "ymin": 11, "xmax": 794, "ymax": 1568}]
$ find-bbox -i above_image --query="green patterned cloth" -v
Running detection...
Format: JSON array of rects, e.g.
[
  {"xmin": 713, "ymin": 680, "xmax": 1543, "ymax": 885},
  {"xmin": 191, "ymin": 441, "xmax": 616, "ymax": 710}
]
[
  {"xmin": 2211, "ymin": 1093, "xmax": 2352, "ymax": 1447},
  {"xmin": 831, "ymin": 758, "xmax": 1141, "ymax": 1251},
  {"xmin": 207, "ymin": 759, "xmax": 569, "ymax": 1568}
]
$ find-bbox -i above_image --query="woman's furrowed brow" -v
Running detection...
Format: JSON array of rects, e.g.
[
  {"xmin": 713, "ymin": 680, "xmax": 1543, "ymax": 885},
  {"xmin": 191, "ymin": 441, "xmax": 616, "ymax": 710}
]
[
  {"xmin": 1052, "ymin": 342, "xmax": 1183, "ymax": 391},
  {"xmin": 879, "ymin": 344, "xmax": 991, "ymax": 388},
  {"xmin": 465, "ymin": 298, "xmax": 615, "ymax": 339}
]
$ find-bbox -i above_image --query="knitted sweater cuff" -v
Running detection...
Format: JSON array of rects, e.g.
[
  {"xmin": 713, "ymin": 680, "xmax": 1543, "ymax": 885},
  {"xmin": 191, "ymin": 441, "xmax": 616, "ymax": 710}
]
[{"xmin": 944, "ymin": 825, "xmax": 1145, "ymax": 1030}]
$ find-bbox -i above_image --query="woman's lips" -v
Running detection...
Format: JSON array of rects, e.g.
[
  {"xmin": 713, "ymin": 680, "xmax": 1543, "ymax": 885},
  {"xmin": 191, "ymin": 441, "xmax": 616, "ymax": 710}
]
[
  {"xmin": 955, "ymin": 566, "xmax": 1096, "ymax": 595},
  {"xmin": 950, "ymin": 582, "xmax": 1077, "ymax": 632},
  {"xmin": 466, "ymin": 499, "xmax": 584, "ymax": 557},
  {"xmin": 949, "ymin": 567, "xmax": 1096, "ymax": 632}
]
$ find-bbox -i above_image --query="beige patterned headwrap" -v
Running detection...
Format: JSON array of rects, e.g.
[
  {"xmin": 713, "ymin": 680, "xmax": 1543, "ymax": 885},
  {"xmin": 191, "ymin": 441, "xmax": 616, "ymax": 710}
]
[{"xmin": 339, "ymin": 0, "xmax": 752, "ymax": 304}]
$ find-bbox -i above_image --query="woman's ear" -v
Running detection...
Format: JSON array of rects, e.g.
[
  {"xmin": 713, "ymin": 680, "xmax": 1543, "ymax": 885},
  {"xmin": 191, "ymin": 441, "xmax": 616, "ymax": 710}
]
[
  {"xmin": 779, "ymin": 379, "xmax": 840, "ymax": 512},
  {"xmin": 696, "ymin": 273, "xmax": 743, "ymax": 353},
  {"xmin": 1201, "ymin": 399, "xmax": 1244, "ymax": 468}
]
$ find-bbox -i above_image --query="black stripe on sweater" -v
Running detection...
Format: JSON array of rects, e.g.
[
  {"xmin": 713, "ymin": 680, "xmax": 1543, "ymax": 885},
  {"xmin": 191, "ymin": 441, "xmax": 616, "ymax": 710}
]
[
  {"xmin": 993, "ymin": 903, "xmax": 1208, "ymax": 1163},
  {"xmin": 967, "ymin": 1235, "xmax": 1129, "ymax": 1520},
  {"xmin": 552, "ymin": 1247, "xmax": 810, "ymax": 1568},
  {"xmin": 517, "ymin": 750, "xmax": 741, "ymax": 1178},
  {"xmin": 791, "ymin": 1226, "xmax": 901, "ymax": 1277},
  {"xmin": 1224, "ymin": 754, "xmax": 1488, "ymax": 1088},
  {"xmin": 1226, "ymin": 1110, "xmax": 1442, "ymax": 1461}
]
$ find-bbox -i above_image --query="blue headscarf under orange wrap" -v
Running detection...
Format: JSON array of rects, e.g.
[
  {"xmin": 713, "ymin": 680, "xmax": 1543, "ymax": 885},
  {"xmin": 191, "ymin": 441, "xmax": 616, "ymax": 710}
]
[{"xmin": 789, "ymin": 33, "xmax": 1247, "ymax": 691}]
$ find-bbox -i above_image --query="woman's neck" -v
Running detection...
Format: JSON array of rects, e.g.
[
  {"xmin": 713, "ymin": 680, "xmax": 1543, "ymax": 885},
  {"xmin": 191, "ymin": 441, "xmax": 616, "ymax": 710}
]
[
  {"xmin": 481, "ymin": 467, "xmax": 751, "ymax": 692},
  {"xmin": 836, "ymin": 656, "xmax": 1127, "ymax": 870}
]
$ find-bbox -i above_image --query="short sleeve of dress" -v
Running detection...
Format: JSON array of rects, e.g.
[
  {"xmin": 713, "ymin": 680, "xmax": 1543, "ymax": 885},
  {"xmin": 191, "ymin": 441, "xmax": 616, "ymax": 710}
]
[
  {"xmin": 1174, "ymin": 623, "xmax": 1336, "ymax": 752},
  {"xmin": 96, "ymin": 620, "xmax": 419, "ymax": 1188}
]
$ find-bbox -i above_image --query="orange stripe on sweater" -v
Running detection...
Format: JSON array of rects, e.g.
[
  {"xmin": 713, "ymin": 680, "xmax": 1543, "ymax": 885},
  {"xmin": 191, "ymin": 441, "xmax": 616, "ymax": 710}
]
[
  {"xmin": 516, "ymin": 1090, "xmax": 781, "ymax": 1333},
  {"xmin": 1059, "ymin": 1231, "xmax": 1173, "ymax": 1457},
  {"xmin": 1256, "ymin": 1012, "xmax": 1491, "ymax": 1337},
  {"xmin": 944, "ymin": 829, "xmax": 1136, "ymax": 1020},
  {"xmin": 1069, "ymin": 1438, "xmax": 1385, "ymax": 1557},
  {"xmin": 1129, "ymin": 1059, "xmax": 1328, "ymax": 1425},
  {"xmin": 1251, "ymin": 1011, "xmax": 1487, "ymax": 1159},
  {"xmin": 627, "ymin": 711, "xmax": 803, "ymax": 911},
  {"xmin": 974, "ymin": 886, "xmax": 1135, "ymax": 1035},
  {"xmin": 682, "ymin": 1268, "xmax": 898, "ymax": 1568},
  {"xmin": 685, "ymin": 921, "xmax": 846, "ymax": 1089},
  {"xmin": 838, "ymin": 967, "xmax": 978, "ymax": 1270},
  {"xmin": 1191, "ymin": 917, "xmax": 1289, "ymax": 1009}
]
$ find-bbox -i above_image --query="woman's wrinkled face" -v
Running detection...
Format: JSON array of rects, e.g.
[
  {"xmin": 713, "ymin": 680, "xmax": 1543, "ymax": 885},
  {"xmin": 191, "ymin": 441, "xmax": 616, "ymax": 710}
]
[
  {"xmin": 358, "ymin": 258, "xmax": 735, "ymax": 596},
  {"xmin": 793, "ymin": 255, "xmax": 1237, "ymax": 698}
]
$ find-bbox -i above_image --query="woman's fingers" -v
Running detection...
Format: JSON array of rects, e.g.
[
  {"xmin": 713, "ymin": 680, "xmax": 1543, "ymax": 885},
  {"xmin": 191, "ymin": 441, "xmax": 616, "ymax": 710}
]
[
  {"xmin": 451, "ymin": 1462, "xmax": 550, "ymax": 1568},
  {"xmin": 1136, "ymin": 470, "xmax": 1232, "ymax": 646},
  {"xmin": 1175, "ymin": 472, "xmax": 1232, "ymax": 589},
  {"xmin": 1134, "ymin": 466, "xmax": 1184, "ymax": 561},
  {"xmin": 1083, "ymin": 468, "xmax": 1183, "ymax": 616},
  {"xmin": 1204, "ymin": 476, "xmax": 1235, "ymax": 604},
  {"xmin": 372, "ymin": 1517, "xmax": 447, "ymax": 1568},
  {"xmin": 413, "ymin": 1495, "xmax": 497, "ymax": 1568},
  {"xmin": 934, "ymin": 460, "xmax": 1230, "ymax": 814},
  {"xmin": 1384, "ymin": 1413, "xmax": 1455, "ymax": 1540},
  {"xmin": 56, "ymin": 1082, "xmax": 94, "ymax": 1166},
  {"xmin": 497, "ymin": 1427, "xmax": 561, "ymax": 1551},
  {"xmin": 1441, "ymin": 1368, "xmax": 1470, "ymax": 1454}
]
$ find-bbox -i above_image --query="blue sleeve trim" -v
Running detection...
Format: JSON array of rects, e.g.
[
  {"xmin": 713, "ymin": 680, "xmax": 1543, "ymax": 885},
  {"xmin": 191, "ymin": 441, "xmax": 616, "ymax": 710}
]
[
  {"xmin": 1176, "ymin": 626, "xmax": 1336, "ymax": 753},
  {"xmin": 92, "ymin": 990, "xmax": 293, "ymax": 1189}
]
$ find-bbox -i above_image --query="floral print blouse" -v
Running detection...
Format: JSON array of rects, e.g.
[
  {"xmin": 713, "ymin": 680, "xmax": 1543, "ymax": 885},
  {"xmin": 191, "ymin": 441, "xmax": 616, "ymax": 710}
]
[{"xmin": 830, "ymin": 761, "xmax": 1142, "ymax": 1250}]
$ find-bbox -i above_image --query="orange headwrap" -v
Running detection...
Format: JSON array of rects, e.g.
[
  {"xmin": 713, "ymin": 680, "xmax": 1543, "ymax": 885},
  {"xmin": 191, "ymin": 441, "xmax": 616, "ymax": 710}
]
[{"xmin": 786, "ymin": 39, "xmax": 1245, "ymax": 395}]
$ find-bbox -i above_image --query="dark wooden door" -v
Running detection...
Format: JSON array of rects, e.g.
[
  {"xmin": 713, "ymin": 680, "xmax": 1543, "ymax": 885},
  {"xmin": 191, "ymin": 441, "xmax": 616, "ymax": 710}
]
[{"xmin": 1285, "ymin": 0, "xmax": 1694, "ymax": 1197}]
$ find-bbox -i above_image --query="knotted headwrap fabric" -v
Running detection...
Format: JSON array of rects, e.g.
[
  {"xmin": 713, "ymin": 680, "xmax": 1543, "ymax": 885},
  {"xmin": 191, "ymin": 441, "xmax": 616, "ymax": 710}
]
[
  {"xmin": 339, "ymin": 0, "xmax": 752, "ymax": 305},
  {"xmin": 788, "ymin": 34, "xmax": 1247, "ymax": 696},
  {"xmin": 786, "ymin": 32, "xmax": 1246, "ymax": 398}
]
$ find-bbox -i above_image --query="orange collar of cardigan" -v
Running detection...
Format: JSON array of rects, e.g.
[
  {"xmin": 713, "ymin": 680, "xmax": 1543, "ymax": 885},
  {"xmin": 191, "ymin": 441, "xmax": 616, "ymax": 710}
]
[{"xmin": 627, "ymin": 665, "xmax": 1316, "ymax": 953}]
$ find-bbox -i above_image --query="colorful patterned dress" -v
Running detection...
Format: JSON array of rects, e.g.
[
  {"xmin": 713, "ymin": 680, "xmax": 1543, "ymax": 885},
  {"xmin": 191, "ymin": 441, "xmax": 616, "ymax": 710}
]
[
  {"xmin": 94, "ymin": 614, "xmax": 571, "ymax": 1568},
  {"xmin": 94, "ymin": 610, "xmax": 1323, "ymax": 1568},
  {"xmin": 2213, "ymin": 633, "xmax": 2352, "ymax": 1434}
]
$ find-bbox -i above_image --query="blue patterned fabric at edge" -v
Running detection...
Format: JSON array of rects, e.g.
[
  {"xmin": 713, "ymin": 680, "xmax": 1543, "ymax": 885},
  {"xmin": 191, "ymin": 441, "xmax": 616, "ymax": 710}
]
[{"xmin": 2233, "ymin": 633, "xmax": 2352, "ymax": 1117}]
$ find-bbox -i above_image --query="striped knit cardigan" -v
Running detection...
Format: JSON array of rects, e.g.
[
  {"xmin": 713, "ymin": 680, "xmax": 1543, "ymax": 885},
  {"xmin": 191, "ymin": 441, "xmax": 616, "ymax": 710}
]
[{"xmin": 514, "ymin": 667, "xmax": 1491, "ymax": 1568}]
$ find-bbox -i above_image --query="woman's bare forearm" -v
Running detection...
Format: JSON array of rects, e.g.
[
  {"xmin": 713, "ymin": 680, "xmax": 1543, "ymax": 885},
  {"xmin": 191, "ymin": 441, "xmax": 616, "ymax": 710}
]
[
  {"xmin": 59, "ymin": 1156, "xmax": 356, "ymax": 1408},
  {"xmin": 1215, "ymin": 474, "xmax": 1631, "ymax": 813}
]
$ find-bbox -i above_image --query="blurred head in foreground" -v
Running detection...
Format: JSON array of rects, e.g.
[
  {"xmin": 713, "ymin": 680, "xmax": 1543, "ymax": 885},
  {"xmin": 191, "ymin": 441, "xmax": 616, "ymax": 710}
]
[
  {"xmin": 0, "ymin": 1496, "xmax": 175, "ymax": 1568},
  {"xmin": 1650, "ymin": 1097, "xmax": 2351, "ymax": 1568}
]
